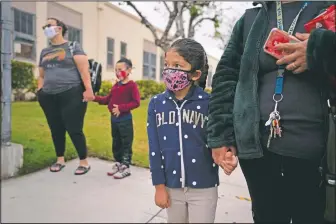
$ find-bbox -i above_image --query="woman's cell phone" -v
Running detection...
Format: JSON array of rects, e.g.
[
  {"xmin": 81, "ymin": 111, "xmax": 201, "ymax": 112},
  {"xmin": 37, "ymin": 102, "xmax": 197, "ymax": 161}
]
[{"xmin": 263, "ymin": 28, "xmax": 300, "ymax": 59}]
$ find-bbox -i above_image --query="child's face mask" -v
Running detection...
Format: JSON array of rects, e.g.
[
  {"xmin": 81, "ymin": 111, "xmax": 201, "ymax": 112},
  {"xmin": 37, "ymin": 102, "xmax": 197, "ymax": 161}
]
[
  {"xmin": 162, "ymin": 68, "xmax": 192, "ymax": 92},
  {"xmin": 116, "ymin": 70, "xmax": 128, "ymax": 80}
]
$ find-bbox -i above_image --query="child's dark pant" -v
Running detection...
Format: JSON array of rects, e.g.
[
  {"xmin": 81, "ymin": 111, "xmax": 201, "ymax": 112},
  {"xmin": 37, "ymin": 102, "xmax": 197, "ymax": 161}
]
[{"xmin": 111, "ymin": 118, "xmax": 133, "ymax": 167}]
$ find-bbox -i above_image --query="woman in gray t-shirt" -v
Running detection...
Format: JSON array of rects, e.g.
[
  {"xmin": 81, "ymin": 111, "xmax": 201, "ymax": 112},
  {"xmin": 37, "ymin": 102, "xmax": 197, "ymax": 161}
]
[{"xmin": 37, "ymin": 17, "xmax": 94, "ymax": 175}]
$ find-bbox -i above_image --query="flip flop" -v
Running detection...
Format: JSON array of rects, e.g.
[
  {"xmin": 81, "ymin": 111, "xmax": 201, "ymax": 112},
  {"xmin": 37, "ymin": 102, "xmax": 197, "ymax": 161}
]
[
  {"xmin": 74, "ymin": 166, "xmax": 91, "ymax": 175},
  {"xmin": 50, "ymin": 163, "xmax": 65, "ymax": 172}
]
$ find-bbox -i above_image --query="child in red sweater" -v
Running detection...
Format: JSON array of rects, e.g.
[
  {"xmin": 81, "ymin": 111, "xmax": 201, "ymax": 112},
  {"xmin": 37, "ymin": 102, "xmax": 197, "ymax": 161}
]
[{"xmin": 94, "ymin": 58, "xmax": 140, "ymax": 179}]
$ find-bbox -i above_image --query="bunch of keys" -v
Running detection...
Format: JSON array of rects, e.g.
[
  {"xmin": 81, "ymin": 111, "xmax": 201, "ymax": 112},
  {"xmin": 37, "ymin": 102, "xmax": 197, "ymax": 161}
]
[{"xmin": 265, "ymin": 102, "xmax": 282, "ymax": 148}]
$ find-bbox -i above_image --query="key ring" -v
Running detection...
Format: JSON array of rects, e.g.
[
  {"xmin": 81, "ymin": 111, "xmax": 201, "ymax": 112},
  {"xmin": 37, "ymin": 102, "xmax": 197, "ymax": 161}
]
[{"xmin": 273, "ymin": 94, "xmax": 283, "ymax": 103}]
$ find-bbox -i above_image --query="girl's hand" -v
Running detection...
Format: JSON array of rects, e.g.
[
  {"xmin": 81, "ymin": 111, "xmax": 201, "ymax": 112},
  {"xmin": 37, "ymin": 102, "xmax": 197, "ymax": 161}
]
[
  {"xmin": 155, "ymin": 185, "xmax": 170, "ymax": 209},
  {"xmin": 221, "ymin": 151, "xmax": 238, "ymax": 176}
]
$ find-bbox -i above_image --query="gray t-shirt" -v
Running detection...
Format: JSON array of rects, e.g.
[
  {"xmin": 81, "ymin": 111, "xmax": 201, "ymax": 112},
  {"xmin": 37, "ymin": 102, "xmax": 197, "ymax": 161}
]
[
  {"xmin": 39, "ymin": 42, "xmax": 86, "ymax": 94},
  {"xmin": 258, "ymin": 1, "xmax": 328, "ymax": 161}
]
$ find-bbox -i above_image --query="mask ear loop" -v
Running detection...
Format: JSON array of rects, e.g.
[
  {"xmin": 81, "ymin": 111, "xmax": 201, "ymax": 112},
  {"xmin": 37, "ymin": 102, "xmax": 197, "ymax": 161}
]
[{"xmin": 187, "ymin": 69, "xmax": 196, "ymax": 85}]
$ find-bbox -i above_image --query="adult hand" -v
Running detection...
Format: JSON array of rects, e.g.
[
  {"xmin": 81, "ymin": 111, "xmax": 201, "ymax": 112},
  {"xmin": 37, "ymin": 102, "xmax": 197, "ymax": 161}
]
[
  {"xmin": 83, "ymin": 89, "xmax": 95, "ymax": 102},
  {"xmin": 155, "ymin": 185, "xmax": 170, "ymax": 209},
  {"xmin": 112, "ymin": 104, "xmax": 120, "ymax": 117},
  {"xmin": 275, "ymin": 33, "xmax": 310, "ymax": 74}
]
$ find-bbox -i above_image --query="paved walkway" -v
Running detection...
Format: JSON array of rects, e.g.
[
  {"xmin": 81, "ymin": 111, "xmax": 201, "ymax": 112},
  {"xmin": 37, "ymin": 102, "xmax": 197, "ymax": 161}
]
[{"xmin": 1, "ymin": 158, "xmax": 253, "ymax": 223}]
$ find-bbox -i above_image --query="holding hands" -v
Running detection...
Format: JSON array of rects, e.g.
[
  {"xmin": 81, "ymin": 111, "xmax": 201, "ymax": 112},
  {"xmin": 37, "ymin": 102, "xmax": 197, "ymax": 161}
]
[
  {"xmin": 212, "ymin": 146, "xmax": 238, "ymax": 175},
  {"xmin": 83, "ymin": 88, "xmax": 95, "ymax": 102}
]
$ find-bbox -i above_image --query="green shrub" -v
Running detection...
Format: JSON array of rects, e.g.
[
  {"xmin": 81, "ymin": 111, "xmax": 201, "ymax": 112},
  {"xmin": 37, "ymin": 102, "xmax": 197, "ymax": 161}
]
[
  {"xmin": 136, "ymin": 80, "xmax": 166, "ymax": 100},
  {"xmin": 28, "ymin": 79, "xmax": 38, "ymax": 93},
  {"xmin": 97, "ymin": 81, "xmax": 113, "ymax": 96},
  {"xmin": 12, "ymin": 60, "xmax": 35, "ymax": 90},
  {"xmin": 11, "ymin": 60, "xmax": 35, "ymax": 101}
]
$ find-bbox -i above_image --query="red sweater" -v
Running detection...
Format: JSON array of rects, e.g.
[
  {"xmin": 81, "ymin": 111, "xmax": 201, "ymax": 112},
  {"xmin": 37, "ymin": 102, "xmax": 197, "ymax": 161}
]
[{"xmin": 94, "ymin": 81, "xmax": 140, "ymax": 118}]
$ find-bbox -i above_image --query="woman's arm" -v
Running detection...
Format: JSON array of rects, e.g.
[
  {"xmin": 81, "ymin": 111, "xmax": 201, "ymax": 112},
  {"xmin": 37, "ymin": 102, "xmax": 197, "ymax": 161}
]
[
  {"xmin": 71, "ymin": 42, "xmax": 94, "ymax": 101},
  {"xmin": 73, "ymin": 55, "xmax": 93, "ymax": 91},
  {"xmin": 307, "ymin": 28, "xmax": 336, "ymax": 76},
  {"xmin": 207, "ymin": 15, "xmax": 244, "ymax": 150}
]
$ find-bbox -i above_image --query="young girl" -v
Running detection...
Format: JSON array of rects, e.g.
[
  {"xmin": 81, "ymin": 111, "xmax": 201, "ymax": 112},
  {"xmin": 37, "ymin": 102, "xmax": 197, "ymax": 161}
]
[{"xmin": 147, "ymin": 39, "xmax": 219, "ymax": 223}]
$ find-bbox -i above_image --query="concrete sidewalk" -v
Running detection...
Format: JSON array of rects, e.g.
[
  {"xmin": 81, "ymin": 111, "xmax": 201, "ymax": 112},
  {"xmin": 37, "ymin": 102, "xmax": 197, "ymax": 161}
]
[{"xmin": 1, "ymin": 158, "xmax": 253, "ymax": 223}]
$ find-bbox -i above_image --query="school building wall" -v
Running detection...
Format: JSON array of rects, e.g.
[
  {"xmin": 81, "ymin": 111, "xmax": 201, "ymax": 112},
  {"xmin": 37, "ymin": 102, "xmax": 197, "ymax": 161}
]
[{"xmin": 11, "ymin": 1, "xmax": 219, "ymax": 88}]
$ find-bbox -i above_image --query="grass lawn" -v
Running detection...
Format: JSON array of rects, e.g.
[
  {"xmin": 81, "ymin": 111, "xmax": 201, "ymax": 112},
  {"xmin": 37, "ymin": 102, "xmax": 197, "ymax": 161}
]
[{"xmin": 12, "ymin": 100, "xmax": 150, "ymax": 175}]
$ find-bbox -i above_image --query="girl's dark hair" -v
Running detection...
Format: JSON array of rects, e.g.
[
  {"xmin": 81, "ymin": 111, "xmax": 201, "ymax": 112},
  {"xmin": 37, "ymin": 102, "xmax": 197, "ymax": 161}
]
[
  {"xmin": 48, "ymin": 17, "xmax": 68, "ymax": 37},
  {"xmin": 169, "ymin": 38, "xmax": 209, "ymax": 90}
]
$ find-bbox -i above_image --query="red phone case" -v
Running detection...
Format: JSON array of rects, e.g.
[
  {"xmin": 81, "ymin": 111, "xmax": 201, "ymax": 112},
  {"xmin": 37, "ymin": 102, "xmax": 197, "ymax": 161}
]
[
  {"xmin": 263, "ymin": 28, "xmax": 300, "ymax": 59},
  {"xmin": 304, "ymin": 5, "xmax": 335, "ymax": 33}
]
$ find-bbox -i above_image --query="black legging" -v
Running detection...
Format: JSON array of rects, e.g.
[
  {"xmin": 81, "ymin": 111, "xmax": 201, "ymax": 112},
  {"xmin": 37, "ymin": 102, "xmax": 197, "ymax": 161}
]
[
  {"xmin": 240, "ymin": 150, "xmax": 325, "ymax": 224},
  {"xmin": 38, "ymin": 85, "xmax": 88, "ymax": 160}
]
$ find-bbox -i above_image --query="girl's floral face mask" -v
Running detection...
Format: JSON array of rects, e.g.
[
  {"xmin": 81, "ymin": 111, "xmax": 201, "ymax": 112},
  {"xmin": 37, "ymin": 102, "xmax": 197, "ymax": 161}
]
[{"xmin": 162, "ymin": 68, "xmax": 192, "ymax": 92}]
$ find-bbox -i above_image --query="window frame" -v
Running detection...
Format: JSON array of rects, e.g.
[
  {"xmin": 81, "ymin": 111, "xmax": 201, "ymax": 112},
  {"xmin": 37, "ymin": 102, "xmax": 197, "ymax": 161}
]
[
  {"xmin": 159, "ymin": 54, "xmax": 165, "ymax": 81},
  {"xmin": 143, "ymin": 51, "xmax": 157, "ymax": 80},
  {"xmin": 12, "ymin": 8, "xmax": 36, "ymax": 61},
  {"xmin": 66, "ymin": 25, "xmax": 82, "ymax": 44},
  {"xmin": 120, "ymin": 41, "xmax": 127, "ymax": 58},
  {"xmin": 107, "ymin": 37, "xmax": 115, "ymax": 68}
]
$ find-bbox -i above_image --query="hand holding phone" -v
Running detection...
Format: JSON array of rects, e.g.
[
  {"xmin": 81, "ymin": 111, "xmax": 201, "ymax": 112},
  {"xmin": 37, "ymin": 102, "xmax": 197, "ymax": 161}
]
[{"xmin": 263, "ymin": 28, "xmax": 300, "ymax": 59}]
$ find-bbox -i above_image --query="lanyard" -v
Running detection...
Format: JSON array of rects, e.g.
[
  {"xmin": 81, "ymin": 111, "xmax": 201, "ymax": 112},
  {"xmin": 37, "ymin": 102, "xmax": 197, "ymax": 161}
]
[
  {"xmin": 266, "ymin": 1, "xmax": 309, "ymax": 148},
  {"xmin": 274, "ymin": 1, "xmax": 309, "ymax": 97}
]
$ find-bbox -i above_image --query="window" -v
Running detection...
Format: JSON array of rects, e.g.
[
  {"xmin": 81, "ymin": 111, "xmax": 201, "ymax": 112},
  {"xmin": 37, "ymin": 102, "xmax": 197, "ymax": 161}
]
[
  {"xmin": 67, "ymin": 26, "xmax": 82, "ymax": 44},
  {"xmin": 107, "ymin": 38, "xmax": 115, "ymax": 67},
  {"xmin": 120, "ymin": 42, "xmax": 127, "ymax": 58},
  {"xmin": 207, "ymin": 66, "xmax": 213, "ymax": 88},
  {"xmin": 143, "ymin": 51, "xmax": 156, "ymax": 80},
  {"xmin": 14, "ymin": 8, "xmax": 34, "ymax": 35},
  {"xmin": 160, "ymin": 54, "xmax": 165, "ymax": 80},
  {"xmin": 14, "ymin": 38, "xmax": 34, "ymax": 59},
  {"xmin": 13, "ymin": 8, "xmax": 36, "ymax": 60}
]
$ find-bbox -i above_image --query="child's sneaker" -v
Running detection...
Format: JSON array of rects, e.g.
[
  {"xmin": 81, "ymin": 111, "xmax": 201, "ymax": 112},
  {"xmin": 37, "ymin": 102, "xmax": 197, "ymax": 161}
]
[
  {"xmin": 107, "ymin": 162, "xmax": 121, "ymax": 176},
  {"xmin": 113, "ymin": 164, "xmax": 131, "ymax": 179}
]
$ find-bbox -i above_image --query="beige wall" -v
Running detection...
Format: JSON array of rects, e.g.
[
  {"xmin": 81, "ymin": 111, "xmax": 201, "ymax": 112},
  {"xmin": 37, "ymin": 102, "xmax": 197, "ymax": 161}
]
[
  {"xmin": 12, "ymin": 1, "xmax": 218, "ymax": 84},
  {"xmin": 99, "ymin": 3, "xmax": 165, "ymax": 82}
]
